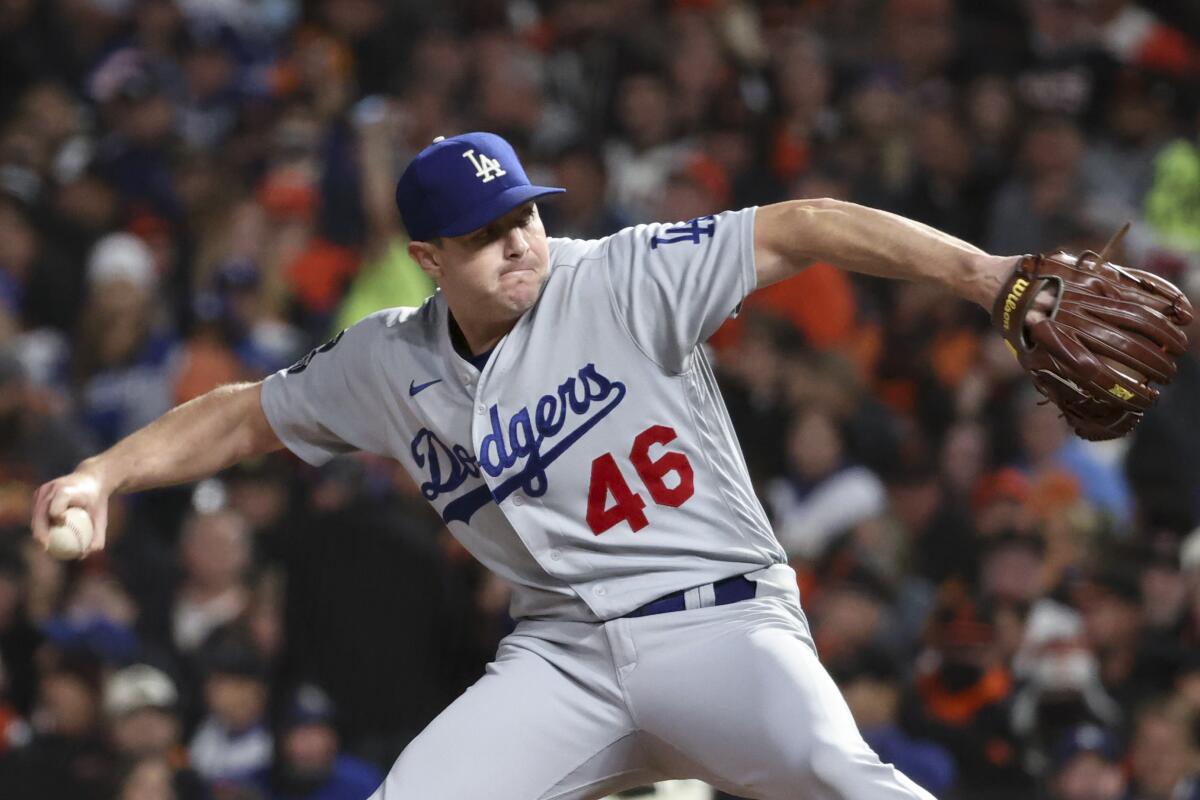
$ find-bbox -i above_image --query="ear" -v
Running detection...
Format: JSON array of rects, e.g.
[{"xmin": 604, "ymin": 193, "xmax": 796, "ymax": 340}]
[{"xmin": 408, "ymin": 241, "xmax": 442, "ymax": 280}]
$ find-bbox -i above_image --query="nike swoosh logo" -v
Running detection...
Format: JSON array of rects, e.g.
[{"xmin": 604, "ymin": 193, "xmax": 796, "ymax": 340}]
[{"xmin": 408, "ymin": 378, "xmax": 443, "ymax": 396}]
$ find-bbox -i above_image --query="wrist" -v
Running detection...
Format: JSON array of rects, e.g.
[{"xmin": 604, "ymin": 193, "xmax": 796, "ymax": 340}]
[
  {"xmin": 77, "ymin": 456, "xmax": 120, "ymax": 496},
  {"xmin": 966, "ymin": 254, "xmax": 1020, "ymax": 312}
]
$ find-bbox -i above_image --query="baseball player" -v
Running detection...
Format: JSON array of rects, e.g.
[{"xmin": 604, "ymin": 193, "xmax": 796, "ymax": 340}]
[{"xmin": 31, "ymin": 132, "xmax": 1190, "ymax": 799}]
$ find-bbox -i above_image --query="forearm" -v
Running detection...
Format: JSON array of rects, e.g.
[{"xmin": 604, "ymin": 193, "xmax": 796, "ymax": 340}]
[
  {"xmin": 79, "ymin": 382, "xmax": 282, "ymax": 495},
  {"xmin": 756, "ymin": 198, "xmax": 1017, "ymax": 309}
]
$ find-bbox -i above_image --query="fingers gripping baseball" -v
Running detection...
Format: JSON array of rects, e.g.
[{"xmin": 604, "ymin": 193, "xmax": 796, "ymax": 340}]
[{"xmin": 31, "ymin": 473, "xmax": 109, "ymax": 558}]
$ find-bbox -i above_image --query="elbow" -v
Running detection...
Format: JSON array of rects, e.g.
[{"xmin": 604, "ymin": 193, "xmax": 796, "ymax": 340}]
[
  {"xmin": 246, "ymin": 416, "xmax": 285, "ymax": 460},
  {"xmin": 787, "ymin": 197, "xmax": 849, "ymax": 236},
  {"xmin": 790, "ymin": 196, "xmax": 842, "ymax": 209},
  {"xmin": 779, "ymin": 197, "xmax": 850, "ymax": 248},
  {"xmin": 780, "ymin": 196, "xmax": 846, "ymax": 248},
  {"xmin": 755, "ymin": 198, "xmax": 855, "ymax": 287},
  {"xmin": 788, "ymin": 196, "xmax": 845, "ymax": 216},
  {"xmin": 233, "ymin": 383, "xmax": 285, "ymax": 460},
  {"xmin": 784, "ymin": 196, "xmax": 857, "ymax": 262}
]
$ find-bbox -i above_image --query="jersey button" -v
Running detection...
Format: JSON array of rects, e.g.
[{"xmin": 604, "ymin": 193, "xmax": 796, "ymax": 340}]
[
  {"xmin": 593, "ymin": 585, "xmax": 606, "ymax": 597},
  {"xmin": 549, "ymin": 549, "xmax": 562, "ymax": 561},
  {"xmin": 512, "ymin": 495, "xmax": 524, "ymax": 507},
  {"xmin": 476, "ymin": 404, "xmax": 485, "ymax": 414}
]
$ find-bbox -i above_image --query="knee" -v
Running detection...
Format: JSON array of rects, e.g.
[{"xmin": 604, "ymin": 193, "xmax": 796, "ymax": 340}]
[
  {"xmin": 755, "ymin": 732, "xmax": 818, "ymax": 787},
  {"xmin": 777, "ymin": 731, "xmax": 865, "ymax": 785}
]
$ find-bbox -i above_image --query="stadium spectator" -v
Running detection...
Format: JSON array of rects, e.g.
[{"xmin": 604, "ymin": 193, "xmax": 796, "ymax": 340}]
[
  {"xmin": 767, "ymin": 405, "xmax": 887, "ymax": 562},
  {"xmin": 103, "ymin": 663, "xmax": 208, "ymax": 800},
  {"xmin": 172, "ymin": 509, "xmax": 253, "ymax": 657},
  {"xmin": 74, "ymin": 232, "xmax": 179, "ymax": 449},
  {"xmin": 1081, "ymin": 567, "xmax": 1163, "ymax": 711},
  {"xmin": 1126, "ymin": 699, "xmax": 1200, "ymax": 800},
  {"xmin": 1044, "ymin": 724, "xmax": 1126, "ymax": 800},
  {"xmin": 901, "ymin": 590, "xmax": 1030, "ymax": 800},
  {"xmin": 808, "ymin": 556, "xmax": 899, "ymax": 669},
  {"xmin": 836, "ymin": 648, "xmax": 956, "ymax": 796},
  {"xmin": 0, "ymin": 654, "xmax": 110, "ymax": 799},
  {"xmin": 1015, "ymin": 389, "xmax": 1134, "ymax": 524},
  {"xmin": 255, "ymin": 683, "xmax": 383, "ymax": 799},
  {"xmin": 112, "ymin": 754, "xmax": 189, "ymax": 800},
  {"xmin": 188, "ymin": 636, "xmax": 273, "ymax": 793}
]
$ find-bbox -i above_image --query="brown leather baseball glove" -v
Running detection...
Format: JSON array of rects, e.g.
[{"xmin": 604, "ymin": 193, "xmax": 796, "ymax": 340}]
[{"xmin": 992, "ymin": 228, "xmax": 1194, "ymax": 441}]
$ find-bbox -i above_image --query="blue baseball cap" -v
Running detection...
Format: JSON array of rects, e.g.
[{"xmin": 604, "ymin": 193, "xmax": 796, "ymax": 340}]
[
  {"xmin": 1050, "ymin": 725, "xmax": 1120, "ymax": 773},
  {"xmin": 282, "ymin": 683, "xmax": 336, "ymax": 730},
  {"xmin": 395, "ymin": 132, "xmax": 565, "ymax": 241}
]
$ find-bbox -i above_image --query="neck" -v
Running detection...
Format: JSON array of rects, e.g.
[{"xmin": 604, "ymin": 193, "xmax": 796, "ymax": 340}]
[{"xmin": 448, "ymin": 306, "xmax": 518, "ymax": 356}]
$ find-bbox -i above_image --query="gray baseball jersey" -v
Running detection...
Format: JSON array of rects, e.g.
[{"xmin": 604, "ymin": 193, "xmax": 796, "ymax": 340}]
[{"xmin": 261, "ymin": 207, "xmax": 787, "ymax": 622}]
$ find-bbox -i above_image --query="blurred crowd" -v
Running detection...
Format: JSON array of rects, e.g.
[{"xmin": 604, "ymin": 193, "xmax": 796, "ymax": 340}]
[{"xmin": 1, "ymin": 0, "xmax": 1199, "ymax": 798}]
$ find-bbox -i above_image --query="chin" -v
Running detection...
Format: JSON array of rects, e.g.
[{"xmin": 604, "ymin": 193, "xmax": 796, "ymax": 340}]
[
  {"xmin": 504, "ymin": 290, "xmax": 540, "ymax": 316},
  {"xmin": 499, "ymin": 271, "xmax": 545, "ymax": 312}
]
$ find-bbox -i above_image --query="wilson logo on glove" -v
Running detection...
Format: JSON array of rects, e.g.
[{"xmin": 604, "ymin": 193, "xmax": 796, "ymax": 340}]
[
  {"xmin": 1001, "ymin": 277, "xmax": 1030, "ymax": 334},
  {"xmin": 1108, "ymin": 384, "xmax": 1135, "ymax": 401}
]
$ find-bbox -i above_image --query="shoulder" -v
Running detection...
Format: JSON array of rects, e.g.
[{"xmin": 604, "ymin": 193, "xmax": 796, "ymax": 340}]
[
  {"xmin": 340, "ymin": 298, "xmax": 439, "ymax": 349},
  {"xmin": 542, "ymin": 220, "xmax": 685, "ymax": 271},
  {"xmin": 358, "ymin": 297, "xmax": 433, "ymax": 332},
  {"xmin": 547, "ymin": 235, "xmax": 610, "ymax": 268},
  {"xmin": 547, "ymin": 209, "xmax": 754, "ymax": 265},
  {"xmin": 543, "ymin": 210, "xmax": 755, "ymax": 300},
  {"xmin": 546, "ymin": 222, "xmax": 662, "ymax": 267},
  {"xmin": 278, "ymin": 300, "xmax": 433, "ymax": 379}
]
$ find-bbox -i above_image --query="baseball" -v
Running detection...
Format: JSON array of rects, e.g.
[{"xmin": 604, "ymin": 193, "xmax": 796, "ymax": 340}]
[{"xmin": 45, "ymin": 507, "xmax": 94, "ymax": 560}]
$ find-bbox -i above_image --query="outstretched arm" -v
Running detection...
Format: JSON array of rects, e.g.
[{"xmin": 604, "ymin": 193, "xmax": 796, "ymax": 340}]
[
  {"xmin": 754, "ymin": 198, "xmax": 1194, "ymax": 442},
  {"xmin": 31, "ymin": 382, "xmax": 283, "ymax": 554},
  {"xmin": 753, "ymin": 198, "xmax": 1017, "ymax": 309}
]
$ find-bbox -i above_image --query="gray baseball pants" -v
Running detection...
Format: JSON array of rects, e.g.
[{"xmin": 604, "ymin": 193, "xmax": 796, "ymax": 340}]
[{"xmin": 368, "ymin": 575, "xmax": 935, "ymax": 799}]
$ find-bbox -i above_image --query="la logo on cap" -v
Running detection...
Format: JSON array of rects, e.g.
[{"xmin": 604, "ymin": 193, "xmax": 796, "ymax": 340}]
[
  {"xmin": 463, "ymin": 149, "xmax": 507, "ymax": 183},
  {"xmin": 396, "ymin": 132, "xmax": 563, "ymax": 241}
]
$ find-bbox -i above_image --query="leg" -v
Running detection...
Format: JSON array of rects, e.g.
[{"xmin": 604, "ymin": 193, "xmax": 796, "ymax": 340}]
[
  {"xmin": 619, "ymin": 596, "xmax": 936, "ymax": 800},
  {"xmin": 370, "ymin": 621, "xmax": 662, "ymax": 800}
]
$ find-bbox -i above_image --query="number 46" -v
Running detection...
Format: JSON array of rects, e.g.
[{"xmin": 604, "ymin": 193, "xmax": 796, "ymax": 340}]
[{"xmin": 586, "ymin": 425, "xmax": 695, "ymax": 535}]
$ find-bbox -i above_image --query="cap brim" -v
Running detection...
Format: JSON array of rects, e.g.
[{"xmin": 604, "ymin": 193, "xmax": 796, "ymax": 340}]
[{"xmin": 437, "ymin": 185, "xmax": 565, "ymax": 238}]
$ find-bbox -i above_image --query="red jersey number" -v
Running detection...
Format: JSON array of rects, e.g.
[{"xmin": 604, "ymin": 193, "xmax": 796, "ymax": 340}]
[{"xmin": 585, "ymin": 425, "xmax": 696, "ymax": 535}]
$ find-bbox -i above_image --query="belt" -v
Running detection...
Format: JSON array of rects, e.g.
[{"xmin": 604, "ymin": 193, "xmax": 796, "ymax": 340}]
[{"xmin": 624, "ymin": 574, "xmax": 757, "ymax": 618}]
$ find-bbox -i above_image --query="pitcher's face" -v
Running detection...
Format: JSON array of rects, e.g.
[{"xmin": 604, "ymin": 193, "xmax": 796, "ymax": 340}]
[{"xmin": 412, "ymin": 203, "xmax": 550, "ymax": 325}]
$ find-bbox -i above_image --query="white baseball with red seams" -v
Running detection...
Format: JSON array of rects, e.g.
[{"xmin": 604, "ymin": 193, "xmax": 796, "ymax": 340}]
[
  {"xmin": 260, "ymin": 208, "xmax": 934, "ymax": 799},
  {"xmin": 45, "ymin": 507, "xmax": 93, "ymax": 560}
]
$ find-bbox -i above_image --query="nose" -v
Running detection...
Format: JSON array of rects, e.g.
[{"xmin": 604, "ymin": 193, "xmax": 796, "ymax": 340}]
[{"xmin": 503, "ymin": 225, "xmax": 530, "ymax": 260}]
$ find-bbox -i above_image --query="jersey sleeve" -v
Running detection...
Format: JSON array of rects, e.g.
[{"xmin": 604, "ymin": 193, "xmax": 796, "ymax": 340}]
[
  {"xmin": 259, "ymin": 320, "xmax": 385, "ymax": 466},
  {"xmin": 598, "ymin": 207, "xmax": 758, "ymax": 372}
]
